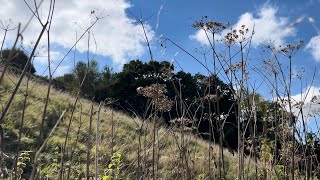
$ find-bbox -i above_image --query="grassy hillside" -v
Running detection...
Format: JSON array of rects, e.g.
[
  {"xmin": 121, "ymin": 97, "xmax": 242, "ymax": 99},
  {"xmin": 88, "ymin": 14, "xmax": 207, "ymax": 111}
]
[{"xmin": 0, "ymin": 74, "xmax": 257, "ymax": 179}]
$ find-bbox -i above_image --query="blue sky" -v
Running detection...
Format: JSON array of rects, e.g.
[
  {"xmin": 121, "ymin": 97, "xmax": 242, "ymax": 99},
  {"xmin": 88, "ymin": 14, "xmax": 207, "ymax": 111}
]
[
  {"xmin": 0, "ymin": 0, "xmax": 320, "ymax": 131},
  {"xmin": 142, "ymin": 0, "xmax": 318, "ymax": 71}
]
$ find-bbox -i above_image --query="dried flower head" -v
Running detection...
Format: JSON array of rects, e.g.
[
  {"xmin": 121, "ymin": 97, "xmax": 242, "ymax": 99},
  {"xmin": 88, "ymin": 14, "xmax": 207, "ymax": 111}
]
[
  {"xmin": 279, "ymin": 40, "xmax": 304, "ymax": 58},
  {"xmin": 161, "ymin": 66, "xmax": 174, "ymax": 79},
  {"xmin": 137, "ymin": 84, "xmax": 173, "ymax": 112},
  {"xmin": 204, "ymin": 94, "xmax": 218, "ymax": 102},
  {"xmin": 224, "ymin": 25, "xmax": 250, "ymax": 46},
  {"xmin": 137, "ymin": 84, "xmax": 166, "ymax": 98},
  {"xmin": 192, "ymin": 18, "xmax": 226, "ymax": 34}
]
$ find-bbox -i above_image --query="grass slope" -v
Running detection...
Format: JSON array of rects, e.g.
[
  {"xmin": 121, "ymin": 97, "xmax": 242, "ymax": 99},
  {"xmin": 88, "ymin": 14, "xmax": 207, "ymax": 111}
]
[{"xmin": 0, "ymin": 74, "xmax": 256, "ymax": 179}]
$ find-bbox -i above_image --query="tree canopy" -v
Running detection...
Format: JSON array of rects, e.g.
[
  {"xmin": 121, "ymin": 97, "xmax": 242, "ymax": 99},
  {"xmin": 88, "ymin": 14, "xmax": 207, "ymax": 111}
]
[{"xmin": 0, "ymin": 48, "xmax": 36, "ymax": 74}]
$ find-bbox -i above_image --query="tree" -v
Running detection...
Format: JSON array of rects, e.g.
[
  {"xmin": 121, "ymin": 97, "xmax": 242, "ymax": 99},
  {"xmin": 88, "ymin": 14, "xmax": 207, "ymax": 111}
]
[
  {"xmin": 53, "ymin": 60, "xmax": 100, "ymax": 98},
  {"xmin": 53, "ymin": 73, "xmax": 78, "ymax": 93},
  {"xmin": 94, "ymin": 65, "xmax": 114, "ymax": 102},
  {"xmin": 0, "ymin": 48, "xmax": 36, "ymax": 74},
  {"xmin": 73, "ymin": 60, "xmax": 100, "ymax": 98}
]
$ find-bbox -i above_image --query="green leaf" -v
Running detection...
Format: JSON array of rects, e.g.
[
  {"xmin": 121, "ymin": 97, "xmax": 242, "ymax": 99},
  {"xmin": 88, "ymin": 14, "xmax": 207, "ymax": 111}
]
[
  {"xmin": 103, "ymin": 176, "xmax": 111, "ymax": 180},
  {"xmin": 108, "ymin": 163, "xmax": 114, "ymax": 169}
]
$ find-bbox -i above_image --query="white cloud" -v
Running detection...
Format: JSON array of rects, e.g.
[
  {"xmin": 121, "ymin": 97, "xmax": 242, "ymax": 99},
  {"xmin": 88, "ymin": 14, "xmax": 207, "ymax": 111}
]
[
  {"xmin": 289, "ymin": 86, "xmax": 320, "ymax": 119},
  {"xmin": 54, "ymin": 65, "xmax": 71, "ymax": 77},
  {"xmin": 34, "ymin": 51, "xmax": 63, "ymax": 64},
  {"xmin": 190, "ymin": 4, "xmax": 295, "ymax": 47},
  {"xmin": 288, "ymin": 86, "xmax": 320, "ymax": 132},
  {"xmin": 0, "ymin": 0, "xmax": 154, "ymax": 66},
  {"xmin": 306, "ymin": 35, "xmax": 320, "ymax": 61},
  {"xmin": 291, "ymin": 86, "xmax": 320, "ymax": 104}
]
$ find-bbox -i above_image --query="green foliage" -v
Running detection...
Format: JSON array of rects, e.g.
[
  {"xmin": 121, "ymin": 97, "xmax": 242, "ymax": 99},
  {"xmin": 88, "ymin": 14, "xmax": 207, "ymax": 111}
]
[
  {"xmin": 94, "ymin": 65, "xmax": 114, "ymax": 101},
  {"xmin": 103, "ymin": 152, "xmax": 123, "ymax": 180},
  {"xmin": 73, "ymin": 60, "xmax": 100, "ymax": 98},
  {"xmin": 274, "ymin": 165, "xmax": 285, "ymax": 180},
  {"xmin": 53, "ymin": 73, "xmax": 78, "ymax": 92},
  {"xmin": 40, "ymin": 146, "xmax": 60, "ymax": 178},
  {"xmin": 260, "ymin": 139, "xmax": 272, "ymax": 164},
  {"xmin": 0, "ymin": 48, "xmax": 36, "ymax": 74},
  {"xmin": 16, "ymin": 151, "xmax": 31, "ymax": 179},
  {"xmin": 53, "ymin": 60, "xmax": 100, "ymax": 98}
]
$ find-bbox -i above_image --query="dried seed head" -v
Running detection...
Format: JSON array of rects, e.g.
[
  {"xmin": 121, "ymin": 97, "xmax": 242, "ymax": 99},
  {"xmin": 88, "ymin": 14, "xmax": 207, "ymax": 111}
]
[
  {"xmin": 279, "ymin": 40, "xmax": 304, "ymax": 58},
  {"xmin": 137, "ymin": 84, "xmax": 173, "ymax": 112},
  {"xmin": 192, "ymin": 19, "xmax": 226, "ymax": 33}
]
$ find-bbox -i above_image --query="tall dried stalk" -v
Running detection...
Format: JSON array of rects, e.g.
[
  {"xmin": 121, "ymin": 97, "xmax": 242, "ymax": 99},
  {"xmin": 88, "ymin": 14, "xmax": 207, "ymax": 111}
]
[
  {"xmin": 86, "ymin": 104, "xmax": 94, "ymax": 180},
  {"xmin": 66, "ymin": 103, "xmax": 83, "ymax": 179},
  {"xmin": 95, "ymin": 102, "xmax": 103, "ymax": 179},
  {"xmin": 39, "ymin": 0, "xmax": 56, "ymax": 139}
]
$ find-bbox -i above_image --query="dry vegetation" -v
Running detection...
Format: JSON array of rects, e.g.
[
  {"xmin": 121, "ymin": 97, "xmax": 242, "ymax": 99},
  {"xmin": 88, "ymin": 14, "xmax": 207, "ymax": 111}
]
[{"xmin": 1, "ymin": 1, "xmax": 320, "ymax": 180}]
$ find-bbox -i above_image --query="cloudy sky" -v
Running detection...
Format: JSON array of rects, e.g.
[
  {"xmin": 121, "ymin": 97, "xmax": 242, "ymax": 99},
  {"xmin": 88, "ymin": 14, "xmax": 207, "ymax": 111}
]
[{"xmin": 0, "ymin": 0, "xmax": 320, "ymax": 130}]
